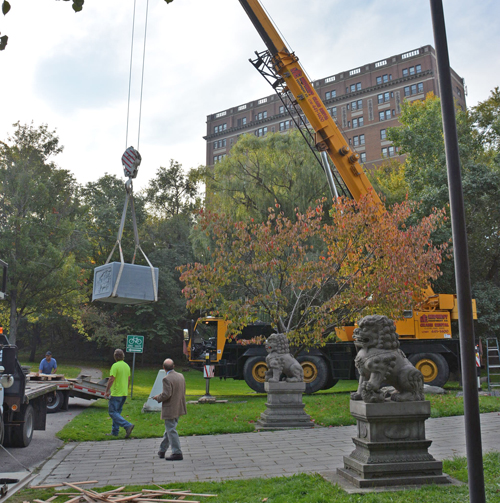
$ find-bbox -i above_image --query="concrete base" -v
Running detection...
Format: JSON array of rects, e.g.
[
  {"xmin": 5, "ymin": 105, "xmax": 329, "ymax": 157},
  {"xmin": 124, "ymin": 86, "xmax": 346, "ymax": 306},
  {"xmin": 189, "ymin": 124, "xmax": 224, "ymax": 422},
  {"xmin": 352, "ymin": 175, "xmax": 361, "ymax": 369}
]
[
  {"xmin": 255, "ymin": 381, "xmax": 314, "ymax": 430},
  {"xmin": 198, "ymin": 395, "xmax": 217, "ymax": 404},
  {"xmin": 321, "ymin": 470, "xmax": 458, "ymax": 494},
  {"xmin": 338, "ymin": 400, "xmax": 450, "ymax": 488}
]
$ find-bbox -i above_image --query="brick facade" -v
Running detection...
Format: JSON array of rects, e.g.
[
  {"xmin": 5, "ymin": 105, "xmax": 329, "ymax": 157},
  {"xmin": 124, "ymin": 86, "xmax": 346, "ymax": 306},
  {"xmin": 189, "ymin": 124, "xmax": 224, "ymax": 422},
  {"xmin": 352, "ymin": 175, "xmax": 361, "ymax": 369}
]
[{"xmin": 205, "ymin": 45, "xmax": 466, "ymax": 173}]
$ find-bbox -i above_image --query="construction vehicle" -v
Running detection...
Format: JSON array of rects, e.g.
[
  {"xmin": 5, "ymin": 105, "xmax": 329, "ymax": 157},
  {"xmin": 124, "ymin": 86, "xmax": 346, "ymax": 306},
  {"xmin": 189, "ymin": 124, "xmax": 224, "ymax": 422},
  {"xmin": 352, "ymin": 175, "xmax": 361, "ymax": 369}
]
[
  {"xmin": 0, "ymin": 260, "xmax": 56, "ymax": 447},
  {"xmin": 183, "ymin": 0, "xmax": 478, "ymax": 394}
]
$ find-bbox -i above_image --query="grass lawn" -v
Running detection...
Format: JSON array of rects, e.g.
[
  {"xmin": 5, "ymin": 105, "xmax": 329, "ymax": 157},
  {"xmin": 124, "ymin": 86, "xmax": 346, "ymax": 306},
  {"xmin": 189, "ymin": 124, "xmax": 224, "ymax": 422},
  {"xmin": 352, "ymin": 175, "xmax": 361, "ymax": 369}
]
[
  {"xmin": 55, "ymin": 366, "xmax": 500, "ymax": 442},
  {"xmin": 10, "ymin": 452, "xmax": 500, "ymax": 503}
]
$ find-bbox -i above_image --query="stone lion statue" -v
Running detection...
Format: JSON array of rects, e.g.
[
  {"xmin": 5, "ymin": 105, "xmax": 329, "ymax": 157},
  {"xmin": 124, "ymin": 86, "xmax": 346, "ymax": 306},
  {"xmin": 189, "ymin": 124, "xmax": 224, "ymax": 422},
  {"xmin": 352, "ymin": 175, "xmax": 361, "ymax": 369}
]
[
  {"xmin": 351, "ymin": 315, "xmax": 424, "ymax": 403},
  {"xmin": 264, "ymin": 333, "xmax": 304, "ymax": 383}
]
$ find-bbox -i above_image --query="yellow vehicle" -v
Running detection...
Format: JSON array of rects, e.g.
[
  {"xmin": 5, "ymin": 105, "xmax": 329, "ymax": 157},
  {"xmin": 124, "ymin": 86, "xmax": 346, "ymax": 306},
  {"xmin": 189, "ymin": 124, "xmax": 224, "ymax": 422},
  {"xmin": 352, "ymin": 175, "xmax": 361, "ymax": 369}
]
[{"xmin": 183, "ymin": 1, "xmax": 477, "ymax": 392}]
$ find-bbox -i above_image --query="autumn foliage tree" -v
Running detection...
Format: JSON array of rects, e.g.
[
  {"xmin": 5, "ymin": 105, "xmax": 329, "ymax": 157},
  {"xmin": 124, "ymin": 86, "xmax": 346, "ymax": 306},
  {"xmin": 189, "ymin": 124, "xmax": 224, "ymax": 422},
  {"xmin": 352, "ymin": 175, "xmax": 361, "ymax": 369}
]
[{"xmin": 180, "ymin": 196, "xmax": 447, "ymax": 349}]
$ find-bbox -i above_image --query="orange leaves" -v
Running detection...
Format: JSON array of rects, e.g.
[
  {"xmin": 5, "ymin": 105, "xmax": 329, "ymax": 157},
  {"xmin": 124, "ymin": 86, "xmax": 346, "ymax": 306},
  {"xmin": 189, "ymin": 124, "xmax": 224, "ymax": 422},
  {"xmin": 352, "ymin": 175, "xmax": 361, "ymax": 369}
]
[{"xmin": 179, "ymin": 196, "xmax": 447, "ymax": 346}]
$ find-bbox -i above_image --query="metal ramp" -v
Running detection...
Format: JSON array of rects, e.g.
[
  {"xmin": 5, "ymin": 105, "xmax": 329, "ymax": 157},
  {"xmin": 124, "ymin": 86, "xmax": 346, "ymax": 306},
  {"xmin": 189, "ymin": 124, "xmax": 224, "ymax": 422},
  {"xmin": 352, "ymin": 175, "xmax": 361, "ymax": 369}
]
[{"xmin": 486, "ymin": 337, "xmax": 500, "ymax": 391}]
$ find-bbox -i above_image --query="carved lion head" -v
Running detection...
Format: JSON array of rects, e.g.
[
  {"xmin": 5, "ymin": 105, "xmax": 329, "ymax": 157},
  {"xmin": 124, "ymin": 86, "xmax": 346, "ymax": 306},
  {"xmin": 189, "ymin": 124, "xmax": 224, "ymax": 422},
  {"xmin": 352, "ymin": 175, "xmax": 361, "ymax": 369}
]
[
  {"xmin": 353, "ymin": 314, "xmax": 400, "ymax": 350},
  {"xmin": 265, "ymin": 333, "xmax": 290, "ymax": 354}
]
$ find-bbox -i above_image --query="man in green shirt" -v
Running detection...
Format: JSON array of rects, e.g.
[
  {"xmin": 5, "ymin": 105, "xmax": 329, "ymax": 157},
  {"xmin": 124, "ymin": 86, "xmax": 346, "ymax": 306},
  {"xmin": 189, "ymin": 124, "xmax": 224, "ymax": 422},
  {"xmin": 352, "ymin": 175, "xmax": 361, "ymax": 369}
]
[{"xmin": 104, "ymin": 349, "xmax": 134, "ymax": 438}]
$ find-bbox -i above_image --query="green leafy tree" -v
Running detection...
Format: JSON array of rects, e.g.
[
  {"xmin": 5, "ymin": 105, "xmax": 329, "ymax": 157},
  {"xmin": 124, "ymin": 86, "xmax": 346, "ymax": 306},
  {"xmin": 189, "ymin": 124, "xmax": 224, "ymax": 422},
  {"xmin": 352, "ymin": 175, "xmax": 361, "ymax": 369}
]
[
  {"xmin": 0, "ymin": 122, "xmax": 86, "ymax": 345},
  {"xmin": 371, "ymin": 92, "xmax": 500, "ymax": 337},
  {"xmin": 180, "ymin": 196, "xmax": 446, "ymax": 349},
  {"xmin": 198, "ymin": 131, "xmax": 331, "ymax": 223}
]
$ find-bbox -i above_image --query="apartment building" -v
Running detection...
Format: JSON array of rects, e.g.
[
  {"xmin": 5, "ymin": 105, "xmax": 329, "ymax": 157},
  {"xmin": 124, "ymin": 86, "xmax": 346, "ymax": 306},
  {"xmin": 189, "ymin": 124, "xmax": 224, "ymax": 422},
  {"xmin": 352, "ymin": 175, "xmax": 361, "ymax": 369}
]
[{"xmin": 205, "ymin": 45, "xmax": 466, "ymax": 171}]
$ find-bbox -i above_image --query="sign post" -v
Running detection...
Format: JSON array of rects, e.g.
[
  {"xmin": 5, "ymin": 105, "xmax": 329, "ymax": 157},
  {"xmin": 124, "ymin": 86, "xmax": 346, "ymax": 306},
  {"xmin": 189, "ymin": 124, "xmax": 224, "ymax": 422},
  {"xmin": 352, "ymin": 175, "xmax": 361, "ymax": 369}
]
[
  {"xmin": 126, "ymin": 335, "xmax": 144, "ymax": 399},
  {"xmin": 198, "ymin": 354, "xmax": 216, "ymax": 403}
]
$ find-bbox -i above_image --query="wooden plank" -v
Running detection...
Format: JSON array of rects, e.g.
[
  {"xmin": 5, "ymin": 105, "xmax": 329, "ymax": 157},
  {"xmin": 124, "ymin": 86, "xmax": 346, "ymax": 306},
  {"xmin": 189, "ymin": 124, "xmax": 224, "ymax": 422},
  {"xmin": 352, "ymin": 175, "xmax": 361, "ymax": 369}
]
[
  {"xmin": 106, "ymin": 494, "xmax": 142, "ymax": 502},
  {"xmin": 32, "ymin": 480, "xmax": 98, "ymax": 489},
  {"xmin": 64, "ymin": 498, "xmax": 83, "ymax": 503}
]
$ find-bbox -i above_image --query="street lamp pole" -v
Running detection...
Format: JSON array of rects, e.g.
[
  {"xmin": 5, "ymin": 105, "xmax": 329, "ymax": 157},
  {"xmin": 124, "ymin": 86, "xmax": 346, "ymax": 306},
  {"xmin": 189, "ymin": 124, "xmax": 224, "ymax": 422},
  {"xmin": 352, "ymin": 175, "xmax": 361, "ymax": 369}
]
[{"xmin": 429, "ymin": 1, "xmax": 485, "ymax": 502}]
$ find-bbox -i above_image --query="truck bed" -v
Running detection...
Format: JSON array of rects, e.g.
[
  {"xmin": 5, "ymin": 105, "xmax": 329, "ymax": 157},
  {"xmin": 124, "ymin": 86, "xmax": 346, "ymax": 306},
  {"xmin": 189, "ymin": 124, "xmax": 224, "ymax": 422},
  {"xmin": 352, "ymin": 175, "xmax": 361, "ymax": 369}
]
[{"xmin": 24, "ymin": 381, "xmax": 57, "ymax": 402}]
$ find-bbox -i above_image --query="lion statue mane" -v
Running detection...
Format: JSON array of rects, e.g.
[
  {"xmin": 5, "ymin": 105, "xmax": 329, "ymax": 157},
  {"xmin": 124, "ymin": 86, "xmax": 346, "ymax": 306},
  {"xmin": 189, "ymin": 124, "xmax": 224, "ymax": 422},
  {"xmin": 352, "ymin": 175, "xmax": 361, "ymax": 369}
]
[
  {"xmin": 351, "ymin": 314, "xmax": 424, "ymax": 403},
  {"xmin": 264, "ymin": 333, "xmax": 304, "ymax": 383}
]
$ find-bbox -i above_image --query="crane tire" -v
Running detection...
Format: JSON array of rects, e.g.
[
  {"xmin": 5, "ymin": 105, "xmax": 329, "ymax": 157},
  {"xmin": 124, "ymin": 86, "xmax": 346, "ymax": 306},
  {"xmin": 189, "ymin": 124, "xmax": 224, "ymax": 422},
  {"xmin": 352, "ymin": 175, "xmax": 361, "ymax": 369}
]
[
  {"xmin": 297, "ymin": 356, "xmax": 328, "ymax": 394},
  {"xmin": 46, "ymin": 390, "xmax": 65, "ymax": 413},
  {"xmin": 10, "ymin": 404, "xmax": 34, "ymax": 447},
  {"xmin": 408, "ymin": 353, "xmax": 449, "ymax": 388},
  {"xmin": 243, "ymin": 356, "xmax": 267, "ymax": 393}
]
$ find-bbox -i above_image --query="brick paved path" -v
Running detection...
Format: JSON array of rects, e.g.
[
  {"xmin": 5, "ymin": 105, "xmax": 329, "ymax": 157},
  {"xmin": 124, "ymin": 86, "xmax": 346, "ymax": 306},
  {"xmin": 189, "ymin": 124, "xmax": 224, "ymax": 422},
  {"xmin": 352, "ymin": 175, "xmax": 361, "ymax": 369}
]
[{"xmin": 33, "ymin": 412, "xmax": 500, "ymax": 487}]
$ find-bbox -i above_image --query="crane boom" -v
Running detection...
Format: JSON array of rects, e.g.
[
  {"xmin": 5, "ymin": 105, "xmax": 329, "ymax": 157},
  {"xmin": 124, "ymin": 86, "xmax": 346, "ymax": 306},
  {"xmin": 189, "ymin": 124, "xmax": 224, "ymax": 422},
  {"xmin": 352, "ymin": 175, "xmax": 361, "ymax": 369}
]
[{"xmin": 238, "ymin": 0, "xmax": 382, "ymax": 207}]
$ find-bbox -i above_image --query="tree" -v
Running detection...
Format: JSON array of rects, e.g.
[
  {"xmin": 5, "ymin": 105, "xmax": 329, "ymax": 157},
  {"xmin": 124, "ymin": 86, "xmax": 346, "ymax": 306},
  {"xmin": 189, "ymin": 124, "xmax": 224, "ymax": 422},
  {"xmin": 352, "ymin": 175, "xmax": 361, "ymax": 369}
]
[
  {"xmin": 371, "ymin": 92, "xmax": 500, "ymax": 337},
  {"xmin": 198, "ymin": 131, "xmax": 331, "ymax": 223},
  {"xmin": 144, "ymin": 160, "xmax": 200, "ymax": 219},
  {"xmin": 0, "ymin": 122, "xmax": 86, "ymax": 345},
  {"xmin": 179, "ymin": 196, "xmax": 446, "ymax": 349}
]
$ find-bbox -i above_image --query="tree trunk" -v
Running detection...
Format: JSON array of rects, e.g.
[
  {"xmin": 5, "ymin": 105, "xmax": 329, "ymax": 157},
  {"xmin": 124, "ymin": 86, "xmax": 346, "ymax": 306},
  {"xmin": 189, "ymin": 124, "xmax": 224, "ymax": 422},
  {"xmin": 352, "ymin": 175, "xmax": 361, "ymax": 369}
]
[
  {"xmin": 29, "ymin": 324, "xmax": 40, "ymax": 362},
  {"xmin": 9, "ymin": 290, "xmax": 18, "ymax": 346}
]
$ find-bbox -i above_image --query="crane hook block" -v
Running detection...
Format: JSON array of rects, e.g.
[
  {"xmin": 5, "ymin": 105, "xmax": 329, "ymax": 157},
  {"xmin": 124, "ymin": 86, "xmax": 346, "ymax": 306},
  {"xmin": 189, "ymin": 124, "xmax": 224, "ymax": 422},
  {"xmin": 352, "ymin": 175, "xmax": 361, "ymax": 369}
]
[{"xmin": 121, "ymin": 146, "xmax": 142, "ymax": 179}]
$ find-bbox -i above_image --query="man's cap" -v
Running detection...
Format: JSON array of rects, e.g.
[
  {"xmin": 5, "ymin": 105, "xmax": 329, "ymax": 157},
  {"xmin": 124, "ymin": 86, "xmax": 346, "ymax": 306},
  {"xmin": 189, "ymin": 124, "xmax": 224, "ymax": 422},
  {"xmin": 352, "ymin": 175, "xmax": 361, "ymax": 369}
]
[{"xmin": 46, "ymin": 351, "xmax": 52, "ymax": 355}]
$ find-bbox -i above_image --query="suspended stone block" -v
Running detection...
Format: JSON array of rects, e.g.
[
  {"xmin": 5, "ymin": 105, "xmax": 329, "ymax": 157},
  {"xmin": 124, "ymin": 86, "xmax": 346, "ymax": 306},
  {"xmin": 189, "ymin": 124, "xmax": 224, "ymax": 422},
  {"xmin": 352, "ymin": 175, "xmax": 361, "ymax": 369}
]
[{"xmin": 92, "ymin": 262, "xmax": 159, "ymax": 305}]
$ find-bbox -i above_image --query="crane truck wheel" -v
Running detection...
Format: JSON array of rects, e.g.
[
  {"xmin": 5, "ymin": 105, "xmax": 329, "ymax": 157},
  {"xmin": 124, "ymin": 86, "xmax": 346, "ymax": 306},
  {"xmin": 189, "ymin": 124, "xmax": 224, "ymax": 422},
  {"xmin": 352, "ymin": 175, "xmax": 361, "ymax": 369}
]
[
  {"xmin": 243, "ymin": 357, "xmax": 267, "ymax": 393},
  {"xmin": 46, "ymin": 390, "xmax": 65, "ymax": 413},
  {"xmin": 297, "ymin": 356, "xmax": 328, "ymax": 394},
  {"xmin": 408, "ymin": 353, "xmax": 450, "ymax": 388},
  {"xmin": 9, "ymin": 404, "xmax": 34, "ymax": 447}
]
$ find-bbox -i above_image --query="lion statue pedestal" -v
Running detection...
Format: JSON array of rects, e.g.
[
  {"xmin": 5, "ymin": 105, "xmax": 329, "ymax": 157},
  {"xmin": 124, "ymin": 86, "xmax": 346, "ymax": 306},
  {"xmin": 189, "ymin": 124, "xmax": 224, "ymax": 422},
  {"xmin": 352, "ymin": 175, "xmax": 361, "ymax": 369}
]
[
  {"xmin": 255, "ymin": 334, "xmax": 314, "ymax": 430},
  {"xmin": 336, "ymin": 315, "xmax": 451, "ymax": 489}
]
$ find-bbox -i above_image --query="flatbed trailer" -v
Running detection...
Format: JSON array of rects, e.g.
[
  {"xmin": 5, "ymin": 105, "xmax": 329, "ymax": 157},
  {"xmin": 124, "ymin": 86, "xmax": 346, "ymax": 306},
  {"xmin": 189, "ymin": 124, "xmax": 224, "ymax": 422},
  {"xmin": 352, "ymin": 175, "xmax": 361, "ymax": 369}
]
[{"xmin": 27, "ymin": 373, "xmax": 108, "ymax": 413}]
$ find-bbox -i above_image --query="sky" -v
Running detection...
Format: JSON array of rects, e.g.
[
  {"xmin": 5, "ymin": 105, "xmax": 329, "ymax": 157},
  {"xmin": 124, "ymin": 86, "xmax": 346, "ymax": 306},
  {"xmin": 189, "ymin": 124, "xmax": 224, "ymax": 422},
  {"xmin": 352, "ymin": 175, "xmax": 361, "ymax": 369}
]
[{"xmin": 1, "ymin": 0, "xmax": 499, "ymax": 193}]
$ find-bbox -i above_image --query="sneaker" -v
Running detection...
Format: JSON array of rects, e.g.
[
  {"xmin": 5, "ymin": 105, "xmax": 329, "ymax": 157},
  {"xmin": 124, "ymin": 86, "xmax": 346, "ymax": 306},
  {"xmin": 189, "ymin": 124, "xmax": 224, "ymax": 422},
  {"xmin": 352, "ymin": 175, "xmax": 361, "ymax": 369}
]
[
  {"xmin": 158, "ymin": 451, "xmax": 165, "ymax": 459},
  {"xmin": 105, "ymin": 433, "xmax": 118, "ymax": 437},
  {"xmin": 125, "ymin": 424, "xmax": 135, "ymax": 439},
  {"xmin": 165, "ymin": 453, "xmax": 183, "ymax": 461}
]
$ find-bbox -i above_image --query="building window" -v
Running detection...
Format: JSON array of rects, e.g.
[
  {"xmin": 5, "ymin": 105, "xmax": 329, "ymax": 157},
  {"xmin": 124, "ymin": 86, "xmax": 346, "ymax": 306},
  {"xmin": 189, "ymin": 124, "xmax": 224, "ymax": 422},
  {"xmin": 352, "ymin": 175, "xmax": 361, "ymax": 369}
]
[
  {"xmin": 376, "ymin": 76, "xmax": 382, "ymax": 85},
  {"xmin": 353, "ymin": 136, "xmax": 359, "ymax": 146},
  {"xmin": 213, "ymin": 123, "xmax": 227, "ymax": 134},
  {"xmin": 404, "ymin": 86, "xmax": 410, "ymax": 97},
  {"xmin": 383, "ymin": 74, "xmax": 390, "ymax": 83},
  {"xmin": 358, "ymin": 117, "xmax": 364, "ymax": 127},
  {"xmin": 377, "ymin": 94, "xmax": 384, "ymax": 104},
  {"xmin": 403, "ymin": 68, "xmax": 409, "ymax": 77},
  {"xmin": 409, "ymin": 66, "xmax": 415, "ymax": 75},
  {"xmin": 360, "ymin": 152, "xmax": 366, "ymax": 163},
  {"xmin": 356, "ymin": 82, "xmax": 361, "ymax": 91},
  {"xmin": 382, "ymin": 147, "xmax": 388, "ymax": 158},
  {"xmin": 350, "ymin": 84, "xmax": 356, "ymax": 93},
  {"xmin": 279, "ymin": 106, "xmax": 285, "ymax": 114},
  {"xmin": 279, "ymin": 121, "xmax": 291, "ymax": 131},
  {"xmin": 360, "ymin": 134, "xmax": 365, "ymax": 145},
  {"xmin": 328, "ymin": 106, "xmax": 337, "ymax": 118},
  {"xmin": 256, "ymin": 111, "xmax": 267, "ymax": 121},
  {"xmin": 379, "ymin": 110, "xmax": 391, "ymax": 121},
  {"xmin": 242, "ymin": 117, "xmax": 247, "ymax": 125},
  {"xmin": 389, "ymin": 146, "xmax": 395, "ymax": 157},
  {"xmin": 353, "ymin": 118, "xmax": 358, "ymax": 128},
  {"xmin": 456, "ymin": 87, "xmax": 461, "ymax": 97},
  {"xmin": 418, "ymin": 83, "xmax": 424, "ymax": 93},
  {"xmin": 213, "ymin": 154, "xmax": 226, "ymax": 164},
  {"xmin": 411, "ymin": 84, "xmax": 417, "ymax": 95},
  {"xmin": 416, "ymin": 64, "xmax": 422, "ymax": 73},
  {"xmin": 325, "ymin": 90, "xmax": 336, "ymax": 100},
  {"xmin": 384, "ymin": 92, "xmax": 390, "ymax": 102},
  {"xmin": 380, "ymin": 129, "xmax": 387, "ymax": 140},
  {"xmin": 213, "ymin": 141, "xmax": 217, "ymax": 149},
  {"xmin": 351, "ymin": 99, "xmax": 363, "ymax": 110},
  {"xmin": 255, "ymin": 127, "xmax": 268, "ymax": 137}
]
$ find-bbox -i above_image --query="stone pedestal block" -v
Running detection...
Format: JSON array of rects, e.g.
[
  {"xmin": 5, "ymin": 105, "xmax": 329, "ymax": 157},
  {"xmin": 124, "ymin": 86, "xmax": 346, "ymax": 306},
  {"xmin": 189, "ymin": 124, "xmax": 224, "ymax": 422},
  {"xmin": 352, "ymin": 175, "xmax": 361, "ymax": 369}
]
[
  {"xmin": 92, "ymin": 262, "xmax": 159, "ymax": 305},
  {"xmin": 337, "ymin": 400, "xmax": 451, "ymax": 488},
  {"xmin": 255, "ymin": 382, "xmax": 314, "ymax": 430}
]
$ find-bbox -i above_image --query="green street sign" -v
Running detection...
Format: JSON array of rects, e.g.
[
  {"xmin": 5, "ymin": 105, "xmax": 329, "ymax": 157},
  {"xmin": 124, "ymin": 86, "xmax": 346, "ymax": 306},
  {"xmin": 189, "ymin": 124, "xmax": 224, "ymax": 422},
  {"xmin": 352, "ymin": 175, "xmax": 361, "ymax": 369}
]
[{"xmin": 126, "ymin": 335, "xmax": 144, "ymax": 353}]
